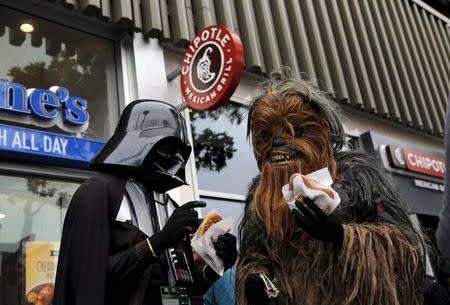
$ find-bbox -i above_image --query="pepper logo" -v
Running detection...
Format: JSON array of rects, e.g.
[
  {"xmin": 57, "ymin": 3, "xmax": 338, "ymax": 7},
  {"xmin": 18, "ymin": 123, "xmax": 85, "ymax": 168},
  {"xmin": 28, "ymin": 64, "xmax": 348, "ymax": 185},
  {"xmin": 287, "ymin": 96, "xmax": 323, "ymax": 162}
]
[
  {"xmin": 197, "ymin": 47, "xmax": 216, "ymax": 84},
  {"xmin": 181, "ymin": 25, "xmax": 244, "ymax": 110}
]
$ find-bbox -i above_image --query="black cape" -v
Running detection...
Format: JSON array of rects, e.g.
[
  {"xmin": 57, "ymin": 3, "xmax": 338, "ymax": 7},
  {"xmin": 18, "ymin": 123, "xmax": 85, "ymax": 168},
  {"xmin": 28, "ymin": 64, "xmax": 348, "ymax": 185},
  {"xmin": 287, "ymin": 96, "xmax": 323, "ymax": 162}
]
[
  {"xmin": 53, "ymin": 174, "xmax": 211, "ymax": 305},
  {"xmin": 53, "ymin": 174, "xmax": 162, "ymax": 305}
]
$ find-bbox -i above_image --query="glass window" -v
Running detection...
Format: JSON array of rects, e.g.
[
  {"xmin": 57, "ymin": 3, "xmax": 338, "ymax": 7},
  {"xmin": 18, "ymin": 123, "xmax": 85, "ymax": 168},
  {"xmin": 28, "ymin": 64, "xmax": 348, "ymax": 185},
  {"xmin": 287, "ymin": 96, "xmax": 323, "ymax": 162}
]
[
  {"xmin": 190, "ymin": 102, "xmax": 259, "ymax": 196},
  {"xmin": 0, "ymin": 5, "xmax": 119, "ymax": 141},
  {"xmin": 0, "ymin": 174, "xmax": 79, "ymax": 305}
]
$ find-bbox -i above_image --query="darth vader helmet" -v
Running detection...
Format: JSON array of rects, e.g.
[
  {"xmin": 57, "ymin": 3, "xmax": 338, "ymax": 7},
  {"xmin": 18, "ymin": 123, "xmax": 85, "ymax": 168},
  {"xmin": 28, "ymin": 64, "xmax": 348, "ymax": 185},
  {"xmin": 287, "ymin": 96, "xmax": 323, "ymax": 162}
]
[{"xmin": 90, "ymin": 99, "xmax": 192, "ymax": 192}]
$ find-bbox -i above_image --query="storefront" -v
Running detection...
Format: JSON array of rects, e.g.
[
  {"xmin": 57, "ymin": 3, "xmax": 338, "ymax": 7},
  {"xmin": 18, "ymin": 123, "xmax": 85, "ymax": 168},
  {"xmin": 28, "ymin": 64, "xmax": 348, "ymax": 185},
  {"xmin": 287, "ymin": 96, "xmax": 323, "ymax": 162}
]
[
  {"xmin": 0, "ymin": 3, "xmax": 123, "ymax": 304},
  {"xmin": 0, "ymin": 2, "xmax": 248, "ymax": 302},
  {"xmin": 0, "ymin": 0, "xmax": 448, "ymax": 303},
  {"xmin": 358, "ymin": 131, "xmax": 445, "ymax": 217},
  {"xmin": 357, "ymin": 131, "xmax": 449, "ymax": 289},
  {"xmin": 0, "ymin": 2, "xmax": 221, "ymax": 303}
]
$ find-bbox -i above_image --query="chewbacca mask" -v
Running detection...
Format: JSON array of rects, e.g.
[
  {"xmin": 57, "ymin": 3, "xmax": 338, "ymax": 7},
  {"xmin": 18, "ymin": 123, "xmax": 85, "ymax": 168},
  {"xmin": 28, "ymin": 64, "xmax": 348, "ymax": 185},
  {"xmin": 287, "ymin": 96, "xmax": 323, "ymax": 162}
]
[
  {"xmin": 236, "ymin": 74, "xmax": 425, "ymax": 305},
  {"xmin": 246, "ymin": 76, "xmax": 344, "ymax": 247}
]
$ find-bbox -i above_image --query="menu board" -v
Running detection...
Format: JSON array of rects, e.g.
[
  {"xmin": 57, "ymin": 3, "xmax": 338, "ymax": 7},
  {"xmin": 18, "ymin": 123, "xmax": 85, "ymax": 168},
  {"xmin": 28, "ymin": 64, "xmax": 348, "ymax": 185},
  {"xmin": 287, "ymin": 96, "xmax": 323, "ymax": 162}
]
[{"xmin": 23, "ymin": 241, "xmax": 59, "ymax": 305}]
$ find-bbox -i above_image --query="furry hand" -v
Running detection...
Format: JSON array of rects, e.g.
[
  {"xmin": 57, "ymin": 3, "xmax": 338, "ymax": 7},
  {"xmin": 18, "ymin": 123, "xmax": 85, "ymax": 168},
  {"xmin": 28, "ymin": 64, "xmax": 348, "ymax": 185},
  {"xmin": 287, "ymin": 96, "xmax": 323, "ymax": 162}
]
[
  {"xmin": 213, "ymin": 233, "xmax": 237, "ymax": 270},
  {"xmin": 293, "ymin": 198, "xmax": 343, "ymax": 248},
  {"xmin": 245, "ymin": 274, "xmax": 270, "ymax": 305}
]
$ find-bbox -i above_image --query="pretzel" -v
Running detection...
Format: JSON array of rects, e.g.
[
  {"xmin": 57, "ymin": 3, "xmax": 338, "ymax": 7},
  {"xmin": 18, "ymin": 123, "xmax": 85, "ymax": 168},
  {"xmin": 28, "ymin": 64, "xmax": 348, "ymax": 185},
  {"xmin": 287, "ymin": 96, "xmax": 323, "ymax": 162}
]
[{"xmin": 198, "ymin": 212, "xmax": 222, "ymax": 238}]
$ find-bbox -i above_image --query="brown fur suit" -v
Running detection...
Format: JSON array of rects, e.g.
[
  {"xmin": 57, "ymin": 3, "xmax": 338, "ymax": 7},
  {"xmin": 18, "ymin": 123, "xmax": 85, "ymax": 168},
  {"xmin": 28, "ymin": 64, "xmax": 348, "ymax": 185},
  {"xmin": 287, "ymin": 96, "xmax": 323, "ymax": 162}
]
[{"xmin": 236, "ymin": 74, "xmax": 425, "ymax": 305}]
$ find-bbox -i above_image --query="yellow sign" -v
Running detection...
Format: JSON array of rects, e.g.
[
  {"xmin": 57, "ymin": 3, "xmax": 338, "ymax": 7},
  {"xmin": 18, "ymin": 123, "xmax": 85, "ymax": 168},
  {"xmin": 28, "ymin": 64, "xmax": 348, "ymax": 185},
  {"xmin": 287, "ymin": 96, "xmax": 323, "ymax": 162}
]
[{"xmin": 24, "ymin": 241, "xmax": 59, "ymax": 305}]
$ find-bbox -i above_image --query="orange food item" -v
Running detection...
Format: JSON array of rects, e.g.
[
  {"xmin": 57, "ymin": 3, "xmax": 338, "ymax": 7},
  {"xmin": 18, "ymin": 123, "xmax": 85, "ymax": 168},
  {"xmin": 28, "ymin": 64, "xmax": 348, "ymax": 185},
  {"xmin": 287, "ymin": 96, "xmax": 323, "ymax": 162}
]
[
  {"xmin": 27, "ymin": 285, "xmax": 54, "ymax": 305},
  {"xmin": 27, "ymin": 292, "xmax": 37, "ymax": 303},
  {"xmin": 198, "ymin": 212, "xmax": 222, "ymax": 238}
]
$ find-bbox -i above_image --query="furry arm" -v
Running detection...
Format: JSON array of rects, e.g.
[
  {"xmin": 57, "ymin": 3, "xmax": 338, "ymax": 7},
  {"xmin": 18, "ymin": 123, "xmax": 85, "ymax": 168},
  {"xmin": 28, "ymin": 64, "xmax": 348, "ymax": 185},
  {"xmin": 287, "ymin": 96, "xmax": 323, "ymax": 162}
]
[
  {"xmin": 236, "ymin": 222, "xmax": 424, "ymax": 305},
  {"xmin": 436, "ymin": 97, "xmax": 450, "ymax": 260},
  {"xmin": 337, "ymin": 223, "xmax": 424, "ymax": 305}
]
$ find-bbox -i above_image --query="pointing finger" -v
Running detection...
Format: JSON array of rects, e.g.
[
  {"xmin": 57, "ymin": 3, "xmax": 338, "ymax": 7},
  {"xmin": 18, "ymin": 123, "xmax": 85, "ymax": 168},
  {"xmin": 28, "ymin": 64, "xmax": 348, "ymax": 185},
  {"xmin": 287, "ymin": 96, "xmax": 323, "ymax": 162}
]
[{"xmin": 182, "ymin": 201, "xmax": 207, "ymax": 210}]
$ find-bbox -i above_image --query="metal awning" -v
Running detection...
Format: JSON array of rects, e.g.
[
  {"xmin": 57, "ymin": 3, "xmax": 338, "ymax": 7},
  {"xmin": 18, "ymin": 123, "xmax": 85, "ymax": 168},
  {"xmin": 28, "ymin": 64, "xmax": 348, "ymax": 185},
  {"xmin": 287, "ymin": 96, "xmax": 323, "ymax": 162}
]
[{"xmin": 1, "ymin": 0, "xmax": 449, "ymax": 136}]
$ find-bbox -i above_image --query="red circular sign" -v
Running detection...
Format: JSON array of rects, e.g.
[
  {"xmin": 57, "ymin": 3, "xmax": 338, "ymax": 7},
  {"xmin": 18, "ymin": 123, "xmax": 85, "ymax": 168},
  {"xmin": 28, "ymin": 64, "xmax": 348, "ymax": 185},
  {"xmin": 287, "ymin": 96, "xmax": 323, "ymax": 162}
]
[{"xmin": 180, "ymin": 25, "xmax": 244, "ymax": 110}]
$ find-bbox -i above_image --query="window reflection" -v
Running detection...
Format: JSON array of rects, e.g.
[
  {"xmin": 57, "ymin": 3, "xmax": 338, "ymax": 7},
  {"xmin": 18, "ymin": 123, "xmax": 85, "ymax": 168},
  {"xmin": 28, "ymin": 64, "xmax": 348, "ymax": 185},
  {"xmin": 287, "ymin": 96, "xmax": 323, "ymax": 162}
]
[
  {"xmin": 0, "ymin": 175, "xmax": 79, "ymax": 305},
  {"xmin": 190, "ymin": 102, "xmax": 259, "ymax": 195},
  {"xmin": 0, "ymin": 5, "xmax": 119, "ymax": 141}
]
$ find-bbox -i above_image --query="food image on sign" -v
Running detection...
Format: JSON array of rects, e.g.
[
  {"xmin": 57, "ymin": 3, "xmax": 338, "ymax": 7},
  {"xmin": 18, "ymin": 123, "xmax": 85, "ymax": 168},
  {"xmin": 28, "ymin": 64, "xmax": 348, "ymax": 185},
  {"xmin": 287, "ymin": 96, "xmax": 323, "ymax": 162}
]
[
  {"xmin": 180, "ymin": 25, "xmax": 244, "ymax": 110},
  {"xmin": 26, "ymin": 283, "xmax": 54, "ymax": 305},
  {"xmin": 24, "ymin": 241, "xmax": 60, "ymax": 305}
]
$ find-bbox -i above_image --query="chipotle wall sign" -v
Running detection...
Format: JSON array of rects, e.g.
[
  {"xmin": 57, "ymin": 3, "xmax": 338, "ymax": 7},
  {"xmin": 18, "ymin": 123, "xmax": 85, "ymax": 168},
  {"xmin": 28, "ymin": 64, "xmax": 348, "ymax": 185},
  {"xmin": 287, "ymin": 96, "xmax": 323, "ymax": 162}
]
[
  {"xmin": 180, "ymin": 25, "xmax": 244, "ymax": 110},
  {"xmin": 386, "ymin": 145, "xmax": 445, "ymax": 179}
]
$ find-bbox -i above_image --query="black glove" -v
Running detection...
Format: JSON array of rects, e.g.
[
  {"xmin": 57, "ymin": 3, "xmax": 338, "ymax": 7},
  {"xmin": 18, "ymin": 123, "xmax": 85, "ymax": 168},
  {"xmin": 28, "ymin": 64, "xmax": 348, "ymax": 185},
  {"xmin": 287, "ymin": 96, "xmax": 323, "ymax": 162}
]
[
  {"xmin": 292, "ymin": 198, "xmax": 343, "ymax": 249},
  {"xmin": 245, "ymin": 273, "xmax": 269, "ymax": 305},
  {"xmin": 213, "ymin": 233, "xmax": 237, "ymax": 270},
  {"xmin": 150, "ymin": 200, "xmax": 206, "ymax": 254},
  {"xmin": 200, "ymin": 233, "xmax": 238, "ymax": 283}
]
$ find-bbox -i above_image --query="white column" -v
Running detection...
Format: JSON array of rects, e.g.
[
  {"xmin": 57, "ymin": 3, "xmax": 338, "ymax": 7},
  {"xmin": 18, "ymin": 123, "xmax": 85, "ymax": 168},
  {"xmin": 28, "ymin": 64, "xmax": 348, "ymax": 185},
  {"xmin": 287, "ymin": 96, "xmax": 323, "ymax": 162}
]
[
  {"xmin": 130, "ymin": 35, "xmax": 197, "ymax": 208},
  {"xmin": 132, "ymin": 33, "xmax": 169, "ymax": 101}
]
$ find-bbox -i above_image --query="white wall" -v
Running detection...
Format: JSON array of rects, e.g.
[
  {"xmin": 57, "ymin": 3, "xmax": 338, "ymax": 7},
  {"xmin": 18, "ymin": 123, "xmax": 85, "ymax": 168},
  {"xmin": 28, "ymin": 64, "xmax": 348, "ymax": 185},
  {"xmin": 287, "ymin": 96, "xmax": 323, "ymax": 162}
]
[
  {"xmin": 343, "ymin": 107, "xmax": 444, "ymax": 154},
  {"xmin": 232, "ymin": 71, "xmax": 444, "ymax": 155}
]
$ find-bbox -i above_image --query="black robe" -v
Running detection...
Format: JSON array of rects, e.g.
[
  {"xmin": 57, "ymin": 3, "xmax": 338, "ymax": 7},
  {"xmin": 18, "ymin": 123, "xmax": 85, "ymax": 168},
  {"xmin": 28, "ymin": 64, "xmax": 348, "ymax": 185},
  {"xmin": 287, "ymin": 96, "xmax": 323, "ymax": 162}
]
[{"xmin": 53, "ymin": 174, "xmax": 209, "ymax": 305}]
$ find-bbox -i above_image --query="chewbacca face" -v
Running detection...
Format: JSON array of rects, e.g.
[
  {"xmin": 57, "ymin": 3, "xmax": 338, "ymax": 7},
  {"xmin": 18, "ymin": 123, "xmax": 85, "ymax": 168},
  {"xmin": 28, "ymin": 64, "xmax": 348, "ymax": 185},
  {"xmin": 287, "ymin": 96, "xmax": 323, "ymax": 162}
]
[
  {"xmin": 248, "ymin": 93, "xmax": 338, "ymax": 246},
  {"xmin": 251, "ymin": 94, "xmax": 336, "ymax": 178}
]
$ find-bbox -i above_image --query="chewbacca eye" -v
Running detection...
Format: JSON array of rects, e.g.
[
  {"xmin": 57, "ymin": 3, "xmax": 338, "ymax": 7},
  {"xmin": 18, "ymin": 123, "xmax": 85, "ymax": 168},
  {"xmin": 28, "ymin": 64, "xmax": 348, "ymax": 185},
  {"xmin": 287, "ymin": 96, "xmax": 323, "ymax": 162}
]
[
  {"xmin": 261, "ymin": 131, "xmax": 272, "ymax": 141},
  {"xmin": 294, "ymin": 127, "xmax": 303, "ymax": 138}
]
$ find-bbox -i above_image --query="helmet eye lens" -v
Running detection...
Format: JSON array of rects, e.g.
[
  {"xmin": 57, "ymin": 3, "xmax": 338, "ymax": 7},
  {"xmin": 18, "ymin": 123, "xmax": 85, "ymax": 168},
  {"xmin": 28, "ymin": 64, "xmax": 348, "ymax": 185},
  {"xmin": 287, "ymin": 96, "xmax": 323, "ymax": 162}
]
[{"xmin": 139, "ymin": 127, "xmax": 179, "ymax": 138}]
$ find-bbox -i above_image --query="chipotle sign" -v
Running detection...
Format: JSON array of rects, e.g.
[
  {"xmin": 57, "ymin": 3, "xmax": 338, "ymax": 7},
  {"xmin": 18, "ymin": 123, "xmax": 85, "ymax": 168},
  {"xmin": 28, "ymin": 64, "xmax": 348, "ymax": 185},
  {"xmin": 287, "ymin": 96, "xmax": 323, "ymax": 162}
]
[
  {"xmin": 386, "ymin": 145, "xmax": 445, "ymax": 179},
  {"xmin": 180, "ymin": 25, "xmax": 244, "ymax": 110}
]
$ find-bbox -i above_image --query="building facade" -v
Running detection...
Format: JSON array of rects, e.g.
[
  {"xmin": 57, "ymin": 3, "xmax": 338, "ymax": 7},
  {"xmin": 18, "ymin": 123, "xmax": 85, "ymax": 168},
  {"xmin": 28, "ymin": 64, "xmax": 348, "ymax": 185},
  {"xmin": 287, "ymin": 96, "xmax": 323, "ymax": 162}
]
[{"xmin": 0, "ymin": 0, "xmax": 448, "ymax": 303}]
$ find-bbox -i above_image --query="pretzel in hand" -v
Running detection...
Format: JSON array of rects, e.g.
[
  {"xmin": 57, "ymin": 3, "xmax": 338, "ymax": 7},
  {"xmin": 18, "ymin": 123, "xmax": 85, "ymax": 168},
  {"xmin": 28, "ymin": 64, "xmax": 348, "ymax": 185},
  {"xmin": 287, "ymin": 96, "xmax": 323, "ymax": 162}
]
[{"xmin": 197, "ymin": 212, "xmax": 223, "ymax": 238}]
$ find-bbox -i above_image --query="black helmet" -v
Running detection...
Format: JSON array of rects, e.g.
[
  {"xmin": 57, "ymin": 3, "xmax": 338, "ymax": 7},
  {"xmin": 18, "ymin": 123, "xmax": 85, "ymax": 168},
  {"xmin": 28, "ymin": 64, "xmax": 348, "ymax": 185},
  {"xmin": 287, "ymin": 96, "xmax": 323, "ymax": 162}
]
[{"xmin": 90, "ymin": 99, "xmax": 192, "ymax": 192}]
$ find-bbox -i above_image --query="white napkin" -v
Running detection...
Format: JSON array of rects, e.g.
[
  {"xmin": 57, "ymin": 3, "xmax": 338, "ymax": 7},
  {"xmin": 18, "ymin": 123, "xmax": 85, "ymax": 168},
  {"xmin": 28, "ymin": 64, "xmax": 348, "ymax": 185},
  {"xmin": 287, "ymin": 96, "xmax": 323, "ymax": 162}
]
[
  {"xmin": 190, "ymin": 209, "xmax": 233, "ymax": 276},
  {"xmin": 282, "ymin": 167, "xmax": 340, "ymax": 215}
]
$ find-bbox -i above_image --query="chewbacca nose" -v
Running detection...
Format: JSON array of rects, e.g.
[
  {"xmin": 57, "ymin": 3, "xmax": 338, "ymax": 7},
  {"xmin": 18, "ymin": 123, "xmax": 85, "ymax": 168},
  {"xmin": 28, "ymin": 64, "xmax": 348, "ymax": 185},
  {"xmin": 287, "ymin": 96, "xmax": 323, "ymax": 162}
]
[{"xmin": 272, "ymin": 137, "xmax": 286, "ymax": 147}]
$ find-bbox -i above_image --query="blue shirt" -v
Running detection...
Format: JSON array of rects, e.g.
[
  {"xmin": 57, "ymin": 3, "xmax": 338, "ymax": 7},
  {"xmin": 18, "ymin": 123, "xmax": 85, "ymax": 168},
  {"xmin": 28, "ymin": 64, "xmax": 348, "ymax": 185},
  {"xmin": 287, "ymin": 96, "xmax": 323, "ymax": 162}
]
[{"xmin": 204, "ymin": 269, "xmax": 236, "ymax": 305}]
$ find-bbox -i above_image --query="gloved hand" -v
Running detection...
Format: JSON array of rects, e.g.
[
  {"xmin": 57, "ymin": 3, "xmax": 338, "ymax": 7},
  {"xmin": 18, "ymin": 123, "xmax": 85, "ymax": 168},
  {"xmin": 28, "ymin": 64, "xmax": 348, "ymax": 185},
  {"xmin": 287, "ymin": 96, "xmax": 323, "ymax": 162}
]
[
  {"xmin": 150, "ymin": 201, "xmax": 206, "ymax": 255},
  {"xmin": 245, "ymin": 273, "xmax": 269, "ymax": 305},
  {"xmin": 213, "ymin": 233, "xmax": 237, "ymax": 270},
  {"xmin": 292, "ymin": 198, "xmax": 343, "ymax": 249}
]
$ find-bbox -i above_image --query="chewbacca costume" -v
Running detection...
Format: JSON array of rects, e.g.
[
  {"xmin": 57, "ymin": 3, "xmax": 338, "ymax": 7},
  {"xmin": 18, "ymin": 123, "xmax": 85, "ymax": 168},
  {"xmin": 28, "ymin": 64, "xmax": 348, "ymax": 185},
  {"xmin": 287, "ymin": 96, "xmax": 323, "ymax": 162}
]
[{"xmin": 236, "ymin": 75, "xmax": 425, "ymax": 305}]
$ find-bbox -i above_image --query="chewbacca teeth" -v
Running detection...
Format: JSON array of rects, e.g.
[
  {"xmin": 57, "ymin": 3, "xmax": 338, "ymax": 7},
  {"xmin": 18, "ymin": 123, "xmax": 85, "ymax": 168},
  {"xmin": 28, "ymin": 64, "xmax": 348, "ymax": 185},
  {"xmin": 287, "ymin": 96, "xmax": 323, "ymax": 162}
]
[{"xmin": 271, "ymin": 154, "xmax": 292, "ymax": 164}]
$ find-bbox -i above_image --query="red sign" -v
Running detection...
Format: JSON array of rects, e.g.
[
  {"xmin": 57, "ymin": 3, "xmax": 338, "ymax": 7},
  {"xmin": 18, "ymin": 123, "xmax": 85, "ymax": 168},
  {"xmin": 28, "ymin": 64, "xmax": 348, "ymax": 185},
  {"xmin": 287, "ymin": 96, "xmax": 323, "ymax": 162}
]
[
  {"xmin": 386, "ymin": 145, "xmax": 445, "ymax": 179},
  {"xmin": 402, "ymin": 148, "xmax": 445, "ymax": 178},
  {"xmin": 180, "ymin": 25, "xmax": 244, "ymax": 110}
]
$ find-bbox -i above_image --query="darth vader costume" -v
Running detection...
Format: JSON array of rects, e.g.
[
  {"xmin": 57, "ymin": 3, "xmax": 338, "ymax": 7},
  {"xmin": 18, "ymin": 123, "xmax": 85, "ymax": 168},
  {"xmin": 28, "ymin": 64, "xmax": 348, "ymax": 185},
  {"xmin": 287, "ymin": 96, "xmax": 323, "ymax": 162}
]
[{"xmin": 53, "ymin": 100, "xmax": 237, "ymax": 305}]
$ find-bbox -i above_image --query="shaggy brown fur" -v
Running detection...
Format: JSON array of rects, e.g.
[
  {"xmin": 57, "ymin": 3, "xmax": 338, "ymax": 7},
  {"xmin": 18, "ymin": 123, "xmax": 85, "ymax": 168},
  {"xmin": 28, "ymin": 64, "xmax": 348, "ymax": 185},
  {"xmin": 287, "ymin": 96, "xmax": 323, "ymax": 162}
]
[
  {"xmin": 237, "ymin": 220, "xmax": 423, "ymax": 305},
  {"xmin": 250, "ymin": 94, "xmax": 336, "ymax": 252},
  {"xmin": 236, "ymin": 74, "xmax": 424, "ymax": 305}
]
